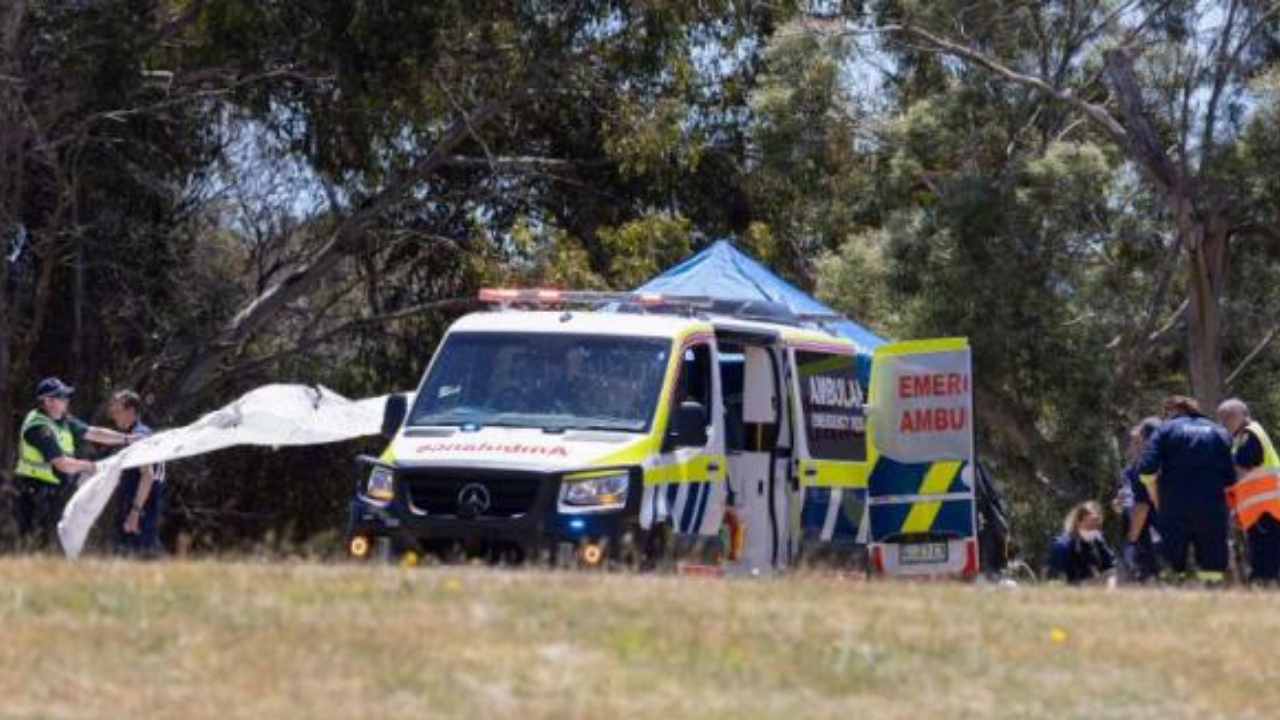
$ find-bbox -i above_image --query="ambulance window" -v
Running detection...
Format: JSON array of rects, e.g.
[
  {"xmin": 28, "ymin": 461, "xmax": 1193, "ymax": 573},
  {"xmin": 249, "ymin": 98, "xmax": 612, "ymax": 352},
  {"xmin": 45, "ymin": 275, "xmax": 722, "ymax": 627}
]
[
  {"xmin": 719, "ymin": 346, "xmax": 746, "ymax": 452},
  {"xmin": 410, "ymin": 332, "xmax": 671, "ymax": 431},
  {"xmin": 679, "ymin": 344, "xmax": 713, "ymax": 410},
  {"xmin": 796, "ymin": 351, "xmax": 866, "ymax": 462}
]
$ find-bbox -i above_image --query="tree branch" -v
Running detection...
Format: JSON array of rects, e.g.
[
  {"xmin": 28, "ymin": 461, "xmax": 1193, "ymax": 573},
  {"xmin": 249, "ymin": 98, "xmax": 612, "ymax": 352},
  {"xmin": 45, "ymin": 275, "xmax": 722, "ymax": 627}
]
[
  {"xmin": 1201, "ymin": 0, "xmax": 1242, "ymax": 165},
  {"xmin": 440, "ymin": 155, "xmax": 608, "ymax": 172},
  {"xmin": 885, "ymin": 23, "xmax": 1131, "ymax": 146},
  {"xmin": 1226, "ymin": 322, "xmax": 1280, "ymax": 389},
  {"xmin": 207, "ymin": 298, "xmax": 478, "ymax": 382},
  {"xmin": 157, "ymin": 83, "xmax": 529, "ymax": 417}
]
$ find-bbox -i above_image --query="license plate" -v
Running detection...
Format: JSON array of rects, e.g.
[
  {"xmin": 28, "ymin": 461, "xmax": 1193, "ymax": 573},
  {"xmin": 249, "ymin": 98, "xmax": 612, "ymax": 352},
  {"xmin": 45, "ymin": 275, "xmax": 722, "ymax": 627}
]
[{"xmin": 898, "ymin": 542, "xmax": 949, "ymax": 565}]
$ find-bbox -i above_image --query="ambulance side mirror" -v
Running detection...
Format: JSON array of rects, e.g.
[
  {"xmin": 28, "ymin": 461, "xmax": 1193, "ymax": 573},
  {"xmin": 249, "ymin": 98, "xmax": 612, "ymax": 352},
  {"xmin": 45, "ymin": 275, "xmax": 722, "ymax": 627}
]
[
  {"xmin": 668, "ymin": 400, "xmax": 709, "ymax": 449},
  {"xmin": 382, "ymin": 394, "xmax": 408, "ymax": 438}
]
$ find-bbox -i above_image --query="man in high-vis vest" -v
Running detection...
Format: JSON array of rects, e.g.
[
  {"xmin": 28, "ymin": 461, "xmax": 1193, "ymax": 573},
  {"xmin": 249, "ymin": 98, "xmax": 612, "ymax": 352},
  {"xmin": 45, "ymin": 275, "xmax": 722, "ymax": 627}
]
[
  {"xmin": 12, "ymin": 377, "xmax": 137, "ymax": 551},
  {"xmin": 1135, "ymin": 395, "xmax": 1236, "ymax": 585},
  {"xmin": 1217, "ymin": 398, "xmax": 1280, "ymax": 584}
]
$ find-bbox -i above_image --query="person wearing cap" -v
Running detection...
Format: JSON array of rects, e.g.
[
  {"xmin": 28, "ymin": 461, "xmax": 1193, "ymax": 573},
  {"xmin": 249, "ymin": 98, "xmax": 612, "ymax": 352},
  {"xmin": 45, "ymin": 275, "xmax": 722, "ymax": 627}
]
[
  {"xmin": 11, "ymin": 377, "xmax": 137, "ymax": 551},
  {"xmin": 1217, "ymin": 398, "xmax": 1280, "ymax": 585},
  {"xmin": 1135, "ymin": 395, "xmax": 1236, "ymax": 585}
]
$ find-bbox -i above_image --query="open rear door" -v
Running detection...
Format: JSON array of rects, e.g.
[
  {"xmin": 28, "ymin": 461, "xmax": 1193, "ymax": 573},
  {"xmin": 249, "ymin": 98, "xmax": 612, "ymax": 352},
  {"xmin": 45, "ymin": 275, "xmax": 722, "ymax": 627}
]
[
  {"xmin": 789, "ymin": 344, "xmax": 872, "ymax": 557},
  {"xmin": 866, "ymin": 338, "xmax": 978, "ymax": 577}
]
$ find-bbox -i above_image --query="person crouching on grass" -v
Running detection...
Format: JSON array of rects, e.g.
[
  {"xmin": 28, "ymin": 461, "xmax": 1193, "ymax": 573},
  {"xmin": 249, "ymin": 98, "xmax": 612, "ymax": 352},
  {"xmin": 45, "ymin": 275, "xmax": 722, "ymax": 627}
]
[
  {"xmin": 1047, "ymin": 501, "xmax": 1117, "ymax": 585},
  {"xmin": 107, "ymin": 390, "xmax": 165, "ymax": 557}
]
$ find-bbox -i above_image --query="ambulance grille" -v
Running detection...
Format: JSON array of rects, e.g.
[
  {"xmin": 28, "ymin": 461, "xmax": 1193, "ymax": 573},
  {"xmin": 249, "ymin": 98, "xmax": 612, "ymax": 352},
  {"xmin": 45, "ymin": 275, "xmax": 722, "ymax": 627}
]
[{"xmin": 402, "ymin": 473, "xmax": 541, "ymax": 518}]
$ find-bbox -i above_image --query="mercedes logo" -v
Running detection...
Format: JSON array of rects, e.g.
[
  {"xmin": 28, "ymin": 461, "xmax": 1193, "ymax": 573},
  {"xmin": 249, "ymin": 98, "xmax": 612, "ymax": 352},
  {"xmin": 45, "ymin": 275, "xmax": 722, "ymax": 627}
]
[{"xmin": 457, "ymin": 483, "xmax": 491, "ymax": 518}]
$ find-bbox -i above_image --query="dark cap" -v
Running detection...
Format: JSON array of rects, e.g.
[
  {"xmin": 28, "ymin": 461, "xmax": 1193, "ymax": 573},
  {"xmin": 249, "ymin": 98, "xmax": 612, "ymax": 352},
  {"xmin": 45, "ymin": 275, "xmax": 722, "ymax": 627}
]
[{"xmin": 35, "ymin": 377, "xmax": 75, "ymax": 399}]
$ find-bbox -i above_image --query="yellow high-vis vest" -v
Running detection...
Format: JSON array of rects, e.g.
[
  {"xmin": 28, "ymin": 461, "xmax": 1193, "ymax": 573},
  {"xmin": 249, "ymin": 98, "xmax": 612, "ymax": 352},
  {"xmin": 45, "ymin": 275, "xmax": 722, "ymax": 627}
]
[
  {"xmin": 14, "ymin": 410, "xmax": 75, "ymax": 485},
  {"xmin": 1235, "ymin": 421, "xmax": 1280, "ymax": 469}
]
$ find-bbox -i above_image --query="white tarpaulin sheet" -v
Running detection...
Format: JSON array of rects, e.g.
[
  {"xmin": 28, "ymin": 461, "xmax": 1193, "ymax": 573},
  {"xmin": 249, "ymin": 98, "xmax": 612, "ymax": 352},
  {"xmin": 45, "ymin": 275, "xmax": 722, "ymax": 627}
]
[{"xmin": 58, "ymin": 384, "xmax": 388, "ymax": 558}]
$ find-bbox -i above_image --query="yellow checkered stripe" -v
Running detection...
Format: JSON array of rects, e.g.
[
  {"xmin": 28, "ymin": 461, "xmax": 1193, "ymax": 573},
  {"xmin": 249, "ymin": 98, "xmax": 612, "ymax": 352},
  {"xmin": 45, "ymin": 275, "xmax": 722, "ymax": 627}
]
[{"xmin": 899, "ymin": 460, "xmax": 964, "ymax": 534}]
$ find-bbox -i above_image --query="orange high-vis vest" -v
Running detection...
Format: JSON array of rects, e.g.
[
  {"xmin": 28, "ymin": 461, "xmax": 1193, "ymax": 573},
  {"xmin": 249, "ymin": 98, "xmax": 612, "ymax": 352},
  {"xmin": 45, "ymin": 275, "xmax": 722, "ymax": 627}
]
[
  {"xmin": 1227, "ymin": 469, "xmax": 1280, "ymax": 530},
  {"xmin": 1226, "ymin": 422, "xmax": 1280, "ymax": 530}
]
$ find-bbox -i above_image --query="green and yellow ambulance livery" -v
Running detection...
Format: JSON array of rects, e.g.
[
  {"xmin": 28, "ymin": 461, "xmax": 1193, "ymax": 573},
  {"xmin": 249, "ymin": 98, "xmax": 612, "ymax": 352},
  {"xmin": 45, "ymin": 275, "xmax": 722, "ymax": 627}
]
[{"xmin": 346, "ymin": 289, "xmax": 979, "ymax": 576}]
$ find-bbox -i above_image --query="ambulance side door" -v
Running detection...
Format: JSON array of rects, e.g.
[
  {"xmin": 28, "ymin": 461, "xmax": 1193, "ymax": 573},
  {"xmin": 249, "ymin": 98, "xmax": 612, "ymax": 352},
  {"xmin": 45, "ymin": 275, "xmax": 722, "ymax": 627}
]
[
  {"xmin": 789, "ymin": 347, "xmax": 871, "ymax": 544},
  {"xmin": 648, "ymin": 338, "xmax": 728, "ymax": 536}
]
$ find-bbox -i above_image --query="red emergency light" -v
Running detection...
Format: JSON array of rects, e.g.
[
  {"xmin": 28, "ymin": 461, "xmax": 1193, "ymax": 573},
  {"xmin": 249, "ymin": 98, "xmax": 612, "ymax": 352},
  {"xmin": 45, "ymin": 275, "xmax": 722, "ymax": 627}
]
[
  {"xmin": 476, "ymin": 288, "xmax": 714, "ymax": 310},
  {"xmin": 478, "ymin": 288, "xmax": 521, "ymax": 302}
]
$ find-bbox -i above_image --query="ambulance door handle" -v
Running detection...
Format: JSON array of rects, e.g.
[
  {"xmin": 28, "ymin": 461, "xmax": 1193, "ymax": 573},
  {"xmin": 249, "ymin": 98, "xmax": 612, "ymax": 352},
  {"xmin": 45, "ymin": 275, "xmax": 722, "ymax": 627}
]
[{"xmin": 708, "ymin": 461, "xmax": 722, "ymax": 473}]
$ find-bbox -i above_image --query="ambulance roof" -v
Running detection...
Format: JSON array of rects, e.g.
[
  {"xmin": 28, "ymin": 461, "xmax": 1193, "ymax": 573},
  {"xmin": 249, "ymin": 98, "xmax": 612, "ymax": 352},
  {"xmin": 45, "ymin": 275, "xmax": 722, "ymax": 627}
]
[
  {"xmin": 709, "ymin": 315, "xmax": 856, "ymax": 351},
  {"xmin": 449, "ymin": 310, "xmax": 705, "ymax": 339},
  {"xmin": 450, "ymin": 309, "xmax": 855, "ymax": 351}
]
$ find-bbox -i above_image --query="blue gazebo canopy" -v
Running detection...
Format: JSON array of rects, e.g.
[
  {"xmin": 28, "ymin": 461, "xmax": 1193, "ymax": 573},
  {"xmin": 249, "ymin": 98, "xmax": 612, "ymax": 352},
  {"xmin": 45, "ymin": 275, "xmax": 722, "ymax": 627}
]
[{"xmin": 636, "ymin": 240, "xmax": 886, "ymax": 366}]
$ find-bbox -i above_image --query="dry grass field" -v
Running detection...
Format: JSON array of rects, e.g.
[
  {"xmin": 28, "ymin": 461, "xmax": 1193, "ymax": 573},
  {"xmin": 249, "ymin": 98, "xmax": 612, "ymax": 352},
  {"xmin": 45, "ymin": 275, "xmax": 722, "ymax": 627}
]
[{"xmin": 0, "ymin": 558, "xmax": 1276, "ymax": 720}]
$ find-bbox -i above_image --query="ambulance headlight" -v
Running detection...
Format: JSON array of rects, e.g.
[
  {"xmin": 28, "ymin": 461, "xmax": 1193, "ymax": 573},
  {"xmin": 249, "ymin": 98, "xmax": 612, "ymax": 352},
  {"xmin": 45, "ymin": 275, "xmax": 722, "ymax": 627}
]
[
  {"xmin": 559, "ymin": 471, "xmax": 629, "ymax": 512},
  {"xmin": 365, "ymin": 466, "xmax": 395, "ymax": 502}
]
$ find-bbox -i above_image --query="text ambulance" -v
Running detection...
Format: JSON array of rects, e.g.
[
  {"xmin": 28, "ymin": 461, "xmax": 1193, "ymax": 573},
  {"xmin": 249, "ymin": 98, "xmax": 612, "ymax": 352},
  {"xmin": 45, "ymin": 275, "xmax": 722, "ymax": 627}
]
[{"xmin": 346, "ymin": 290, "xmax": 978, "ymax": 576}]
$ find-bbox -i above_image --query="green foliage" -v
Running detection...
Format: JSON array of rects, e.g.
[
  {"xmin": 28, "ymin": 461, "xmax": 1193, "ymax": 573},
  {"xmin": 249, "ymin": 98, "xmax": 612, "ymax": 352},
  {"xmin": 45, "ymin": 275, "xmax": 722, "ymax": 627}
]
[
  {"xmin": 11, "ymin": 0, "xmax": 1280, "ymax": 565},
  {"xmin": 820, "ymin": 76, "xmax": 1129, "ymax": 560},
  {"xmin": 744, "ymin": 23, "xmax": 875, "ymax": 281},
  {"xmin": 813, "ymin": 228, "xmax": 896, "ymax": 337},
  {"xmin": 598, "ymin": 214, "xmax": 693, "ymax": 288}
]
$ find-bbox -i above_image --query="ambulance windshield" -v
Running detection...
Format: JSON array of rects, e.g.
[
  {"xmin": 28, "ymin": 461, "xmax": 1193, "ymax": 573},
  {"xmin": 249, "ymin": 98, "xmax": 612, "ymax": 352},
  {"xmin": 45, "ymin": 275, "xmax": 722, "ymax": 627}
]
[{"xmin": 409, "ymin": 332, "xmax": 672, "ymax": 432}]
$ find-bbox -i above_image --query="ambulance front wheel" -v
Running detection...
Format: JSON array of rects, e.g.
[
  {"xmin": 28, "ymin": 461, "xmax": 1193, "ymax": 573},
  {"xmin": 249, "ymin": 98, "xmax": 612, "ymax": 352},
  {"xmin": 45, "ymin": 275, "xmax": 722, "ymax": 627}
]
[
  {"xmin": 640, "ymin": 521, "xmax": 676, "ymax": 572},
  {"xmin": 346, "ymin": 533, "xmax": 408, "ymax": 563}
]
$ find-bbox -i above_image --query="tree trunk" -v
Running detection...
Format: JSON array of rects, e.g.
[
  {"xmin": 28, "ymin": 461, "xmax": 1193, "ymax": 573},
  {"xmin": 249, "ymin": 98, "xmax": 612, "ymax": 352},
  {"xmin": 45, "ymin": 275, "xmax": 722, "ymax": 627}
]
[
  {"xmin": 888, "ymin": 35, "xmax": 1237, "ymax": 413},
  {"xmin": 0, "ymin": 0, "xmax": 26, "ymax": 479},
  {"xmin": 72, "ymin": 235, "xmax": 84, "ymax": 376},
  {"xmin": 0, "ymin": 291, "xmax": 12, "ymax": 477},
  {"xmin": 1183, "ymin": 217, "xmax": 1230, "ymax": 409},
  {"xmin": 1102, "ymin": 47, "xmax": 1229, "ymax": 409}
]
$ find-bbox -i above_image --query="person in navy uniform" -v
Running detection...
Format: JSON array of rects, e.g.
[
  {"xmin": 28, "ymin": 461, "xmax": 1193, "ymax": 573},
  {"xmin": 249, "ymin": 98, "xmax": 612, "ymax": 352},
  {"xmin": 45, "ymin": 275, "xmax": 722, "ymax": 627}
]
[
  {"xmin": 1135, "ymin": 395, "xmax": 1236, "ymax": 585},
  {"xmin": 107, "ymin": 390, "xmax": 165, "ymax": 557},
  {"xmin": 1047, "ymin": 501, "xmax": 1116, "ymax": 584},
  {"xmin": 1118, "ymin": 417, "xmax": 1162, "ymax": 581}
]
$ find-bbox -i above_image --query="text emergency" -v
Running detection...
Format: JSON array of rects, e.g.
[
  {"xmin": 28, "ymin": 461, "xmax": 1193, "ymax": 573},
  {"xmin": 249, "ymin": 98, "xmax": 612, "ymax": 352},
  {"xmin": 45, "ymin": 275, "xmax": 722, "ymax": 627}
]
[
  {"xmin": 896, "ymin": 372, "xmax": 970, "ymax": 433},
  {"xmin": 870, "ymin": 343, "xmax": 974, "ymax": 464}
]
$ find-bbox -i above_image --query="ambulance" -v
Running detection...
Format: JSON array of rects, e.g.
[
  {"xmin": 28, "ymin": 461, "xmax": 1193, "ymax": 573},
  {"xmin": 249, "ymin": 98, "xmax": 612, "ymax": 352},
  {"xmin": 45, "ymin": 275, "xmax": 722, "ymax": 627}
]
[{"xmin": 345, "ymin": 289, "xmax": 981, "ymax": 577}]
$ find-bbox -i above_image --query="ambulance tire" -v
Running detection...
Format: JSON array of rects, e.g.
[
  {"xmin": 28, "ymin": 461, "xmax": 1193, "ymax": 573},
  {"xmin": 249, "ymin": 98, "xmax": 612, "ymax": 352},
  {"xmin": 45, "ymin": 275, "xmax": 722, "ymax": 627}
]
[
  {"xmin": 641, "ymin": 522, "xmax": 676, "ymax": 572},
  {"xmin": 614, "ymin": 530, "xmax": 643, "ymax": 571}
]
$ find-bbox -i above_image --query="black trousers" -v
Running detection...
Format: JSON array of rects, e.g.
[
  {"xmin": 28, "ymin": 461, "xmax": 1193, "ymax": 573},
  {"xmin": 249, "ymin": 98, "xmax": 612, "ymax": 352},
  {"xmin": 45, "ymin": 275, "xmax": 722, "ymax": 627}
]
[
  {"xmin": 1247, "ymin": 514, "xmax": 1280, "ymax": 583},
  {"xmin": 1122, "ymin": 509, "xmax": 1161, "ymax": 580},
  {"xmin": 1159, "ymin": 510, "xmax": 1229, "ymax": 575},
  {"xmin": 113, "ymin": 476, "xmax": 164, "ymax": 557},
  {"xmin": 14, "ymin": 476, "xmax": 67, "ymax": 552}
]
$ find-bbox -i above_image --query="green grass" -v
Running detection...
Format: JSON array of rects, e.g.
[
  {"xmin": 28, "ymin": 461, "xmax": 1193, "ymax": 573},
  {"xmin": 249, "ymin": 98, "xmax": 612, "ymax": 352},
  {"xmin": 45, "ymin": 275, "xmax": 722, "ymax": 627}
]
[{"xmin": 0, "ymin": 559, "xmax": 1276, "ymax": 720}]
